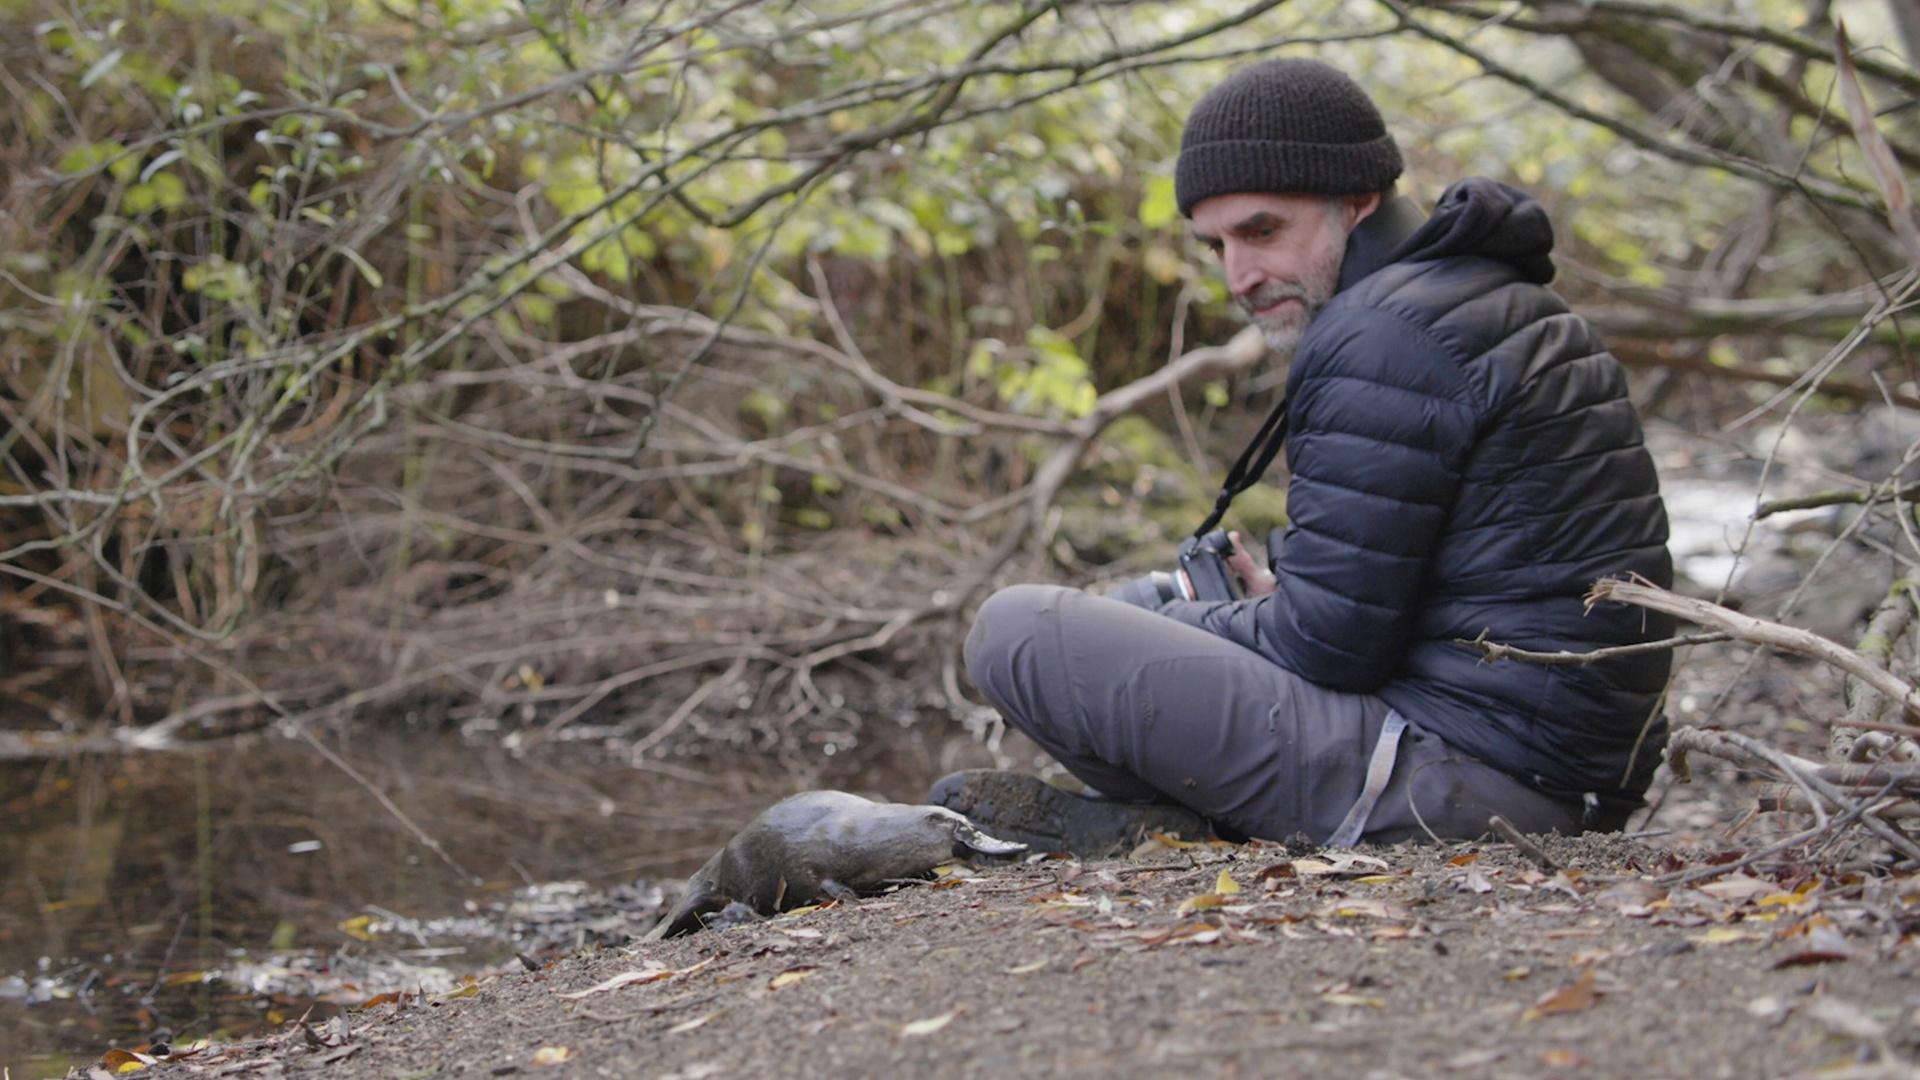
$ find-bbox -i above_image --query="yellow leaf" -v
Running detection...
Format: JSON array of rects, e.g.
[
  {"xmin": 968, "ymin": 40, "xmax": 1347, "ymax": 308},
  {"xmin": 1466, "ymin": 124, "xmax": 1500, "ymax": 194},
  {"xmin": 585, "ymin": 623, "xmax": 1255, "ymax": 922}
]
[
  {"xmin": 1004, "ymin": 959, "xmax": 1048, "ymax": 975},
  {"xmin": 1693, "ymin": 927, "xmax": 1754, "ymax": 946},
  {"xmin": 781, "ymin": 904, "xmax": 823, "ymax": 918},
  {"xmin": 1503, "ymin": 966, "xmax": 1532, "ymax": 982},
  {"xmin": 1320, "ymin": 992, "xmax": 1386, "ymax": 1009},
  {"xmin": 1215, "ymin": 869, "xmax": 1241, "ymax": 895},
  {"xmin": 899, "ymin": 1008, "xmax": 961, "ymax": 1037},
  {"xmin": 1176, "ymin": 893, "xmax": 1230, "ymax": 916},
  {"xmin": 1354, "ymin": 875, "xmax": 1397, "ymax": 885},
  {"xmin": 769, "ymin": 967, "xmax": 817, "ymax": 990},
  {"xmin": 1757, "ymin": 892, "xmax": 1811, "ymax": 908},
  {"xmin": 531, "ymin": 1046, "xmax": 572, "ymax": 1066},
  {"xmin": 338, "ymin": 914, "xmax": 374, "ymax": 942}
]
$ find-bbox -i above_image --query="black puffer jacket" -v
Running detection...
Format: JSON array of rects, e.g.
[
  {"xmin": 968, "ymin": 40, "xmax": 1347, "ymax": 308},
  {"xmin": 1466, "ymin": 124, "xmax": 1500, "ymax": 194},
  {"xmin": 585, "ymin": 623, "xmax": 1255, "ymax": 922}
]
[{"xmin": 1159, "ymin": 178, "xmax": 1673, "ymax": 809}]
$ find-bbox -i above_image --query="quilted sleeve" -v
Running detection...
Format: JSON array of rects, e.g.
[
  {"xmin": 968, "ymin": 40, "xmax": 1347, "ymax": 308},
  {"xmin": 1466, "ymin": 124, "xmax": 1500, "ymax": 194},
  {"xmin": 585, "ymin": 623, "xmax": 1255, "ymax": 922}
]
[{"xmin": 1156, "ymin": 307, "xmax": 1476, "ymax": 691}]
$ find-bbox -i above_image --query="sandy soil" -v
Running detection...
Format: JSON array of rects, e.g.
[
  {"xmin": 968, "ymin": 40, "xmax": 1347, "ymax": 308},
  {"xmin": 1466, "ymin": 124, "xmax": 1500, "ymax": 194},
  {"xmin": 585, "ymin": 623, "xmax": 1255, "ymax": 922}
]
[{"xmin": 129, "ymin": 827, "xmax": 1920, "ymax": 1080}]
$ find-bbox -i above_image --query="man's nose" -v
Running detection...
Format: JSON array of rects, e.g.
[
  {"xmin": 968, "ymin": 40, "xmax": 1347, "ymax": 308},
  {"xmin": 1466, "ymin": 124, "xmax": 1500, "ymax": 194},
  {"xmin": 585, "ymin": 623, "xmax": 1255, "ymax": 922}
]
[{"xmin": 1222, "ymin": 245, "xmax": 1266, "ymax": 298}]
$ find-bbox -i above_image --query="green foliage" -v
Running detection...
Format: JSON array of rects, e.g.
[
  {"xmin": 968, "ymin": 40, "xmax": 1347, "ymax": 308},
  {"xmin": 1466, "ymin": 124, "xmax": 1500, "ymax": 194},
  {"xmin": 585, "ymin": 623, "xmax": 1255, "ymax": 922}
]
[{"xmin": 5, "ymin": 0, "xmax": 1912, "ymax": 650}]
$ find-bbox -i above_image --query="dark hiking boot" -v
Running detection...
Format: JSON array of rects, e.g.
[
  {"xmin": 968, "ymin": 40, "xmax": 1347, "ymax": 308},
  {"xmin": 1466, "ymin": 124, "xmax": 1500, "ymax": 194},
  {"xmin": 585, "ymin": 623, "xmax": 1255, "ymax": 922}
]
[{"xmin": 925, "ymin": 769, "xmax": 1211, "ymax": 859}]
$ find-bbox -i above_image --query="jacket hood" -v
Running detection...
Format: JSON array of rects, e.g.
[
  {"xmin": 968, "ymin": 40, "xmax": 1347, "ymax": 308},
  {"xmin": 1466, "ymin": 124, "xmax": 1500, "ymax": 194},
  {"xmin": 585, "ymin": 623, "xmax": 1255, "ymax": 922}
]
[{"xmin": 1382, "ymin": 177, "xmax": 1556, "ymax": 284}]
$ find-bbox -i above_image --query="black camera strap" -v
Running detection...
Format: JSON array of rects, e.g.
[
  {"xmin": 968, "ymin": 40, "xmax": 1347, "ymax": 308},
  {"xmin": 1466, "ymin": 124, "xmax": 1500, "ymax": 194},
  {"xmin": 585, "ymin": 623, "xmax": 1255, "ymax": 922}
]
[{"xmin": 1192, "ymin": 394, "xmax": 1288, "ymax": 539}]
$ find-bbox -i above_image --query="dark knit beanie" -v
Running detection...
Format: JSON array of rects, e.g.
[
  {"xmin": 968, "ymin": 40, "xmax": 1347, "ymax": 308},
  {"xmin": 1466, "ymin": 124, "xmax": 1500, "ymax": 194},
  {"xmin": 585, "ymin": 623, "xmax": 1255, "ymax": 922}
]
[{"xmin": 1175, "ymin": 58, "xmax": 1403, "ymax": 217}]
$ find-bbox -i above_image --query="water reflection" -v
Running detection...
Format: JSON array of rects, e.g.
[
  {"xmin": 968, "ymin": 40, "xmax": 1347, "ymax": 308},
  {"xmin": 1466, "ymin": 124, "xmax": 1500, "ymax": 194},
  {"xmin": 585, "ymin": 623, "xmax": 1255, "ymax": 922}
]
[{"xmin": 0, "ymin": 726, "xmax": 981, "ymax": 1077}]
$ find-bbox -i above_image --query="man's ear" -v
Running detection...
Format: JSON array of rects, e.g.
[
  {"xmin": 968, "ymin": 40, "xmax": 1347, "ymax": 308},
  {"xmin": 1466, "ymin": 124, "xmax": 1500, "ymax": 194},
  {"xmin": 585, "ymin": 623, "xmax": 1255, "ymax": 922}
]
[{"xmin": 1342, "ymin": 191, "xmax": 1382, "ymax": 231}]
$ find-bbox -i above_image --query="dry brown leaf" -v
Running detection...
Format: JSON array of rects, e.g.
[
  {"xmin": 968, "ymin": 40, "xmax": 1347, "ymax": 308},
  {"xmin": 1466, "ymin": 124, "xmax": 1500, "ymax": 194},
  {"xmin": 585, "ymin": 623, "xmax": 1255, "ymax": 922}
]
[
  {"xmin": 1521, "ymin": 969, "xmax": 1597, "ymax": 1022},
  {"xmin": 1835, "ymin": 22, "xmax": 1920, "ymax": 264}
]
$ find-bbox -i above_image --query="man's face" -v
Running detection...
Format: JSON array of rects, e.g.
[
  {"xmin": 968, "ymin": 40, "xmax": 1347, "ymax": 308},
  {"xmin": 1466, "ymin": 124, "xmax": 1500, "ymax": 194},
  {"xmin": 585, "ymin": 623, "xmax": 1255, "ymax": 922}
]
[{"xmin": 1189, "ymin": 191, "xmax": 1377, "ymax": 354}]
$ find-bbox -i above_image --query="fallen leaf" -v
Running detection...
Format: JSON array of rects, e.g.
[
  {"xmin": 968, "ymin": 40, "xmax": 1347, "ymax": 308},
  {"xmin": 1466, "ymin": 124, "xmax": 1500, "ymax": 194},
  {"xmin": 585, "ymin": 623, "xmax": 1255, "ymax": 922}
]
[
  {"xmin": 1804, "ymin": 995, "xmax": 1886, "ymax": 1041},
  {"xmin": 1354, "ymin": 874, "xmax": 1398, "ymax": 885},
  {"xmin": 1502, "ymin": 966, "xmax": 1531, "ymax": 982},
  {"xmin": 1004, "ymin": 959, "xmax": 1048, "ymax": 975},
  {"xmin": 1540, "ymin": 1048, "xmax": 1585, "ymax": 1069},
  {"xmin": 1521, "ymin": 969, "xmax": 1597, "ymax": 1022},
  {"xmin": 356, "ymin": 990, "xmax": 409, "ymax": 1010},
  {"xmin": 899, "ymin": 1008, "xmax": 961, "ymax": 1037},
  {"xmin": 1697, "ymin": 875, "xmax": 1775, "ymax": 903},
  {"xmin": 531, "ymin": 1046, "xmax": 572, "ymax": 1066},
  {"xmin": 1320, "ymin": 992, "xmax": 1386, "ymax": 1009},
  {"xmin": 557, "ymin": 964, "xmax": 672, "ymax": 999},
  {"xmin": 1318, "ymin": 898, "xmax": 1402, "ymax": 920},
  {"xmin": 1447, "ymin": 852, "xmax": 1480, "ymax": 866},
  {"xmin": 769, "ymin": 966, "xmax": 818, "ymax": 990},
  {"xmin": 1593, "ymin": 880, "xmax": 1665, "ymax": 916},
  {"xmin": 1176, "ymin": 893, "xmax": 1231, "ymax": 916},
  {"xmin": 1215, "ymin": 869, "xmax": 1241, "ymax": 895},
  {"xmin": 781, "ymin": 904, "xmax": 824, "ymax": 918},
  {"xmin": 338, "ymin": 914, "xmax": 374, "ymax": 942},
  {"xmin": 667, "ymin": 1011, "xmax": 723, "ymax": 1035},
  {"xmin": 1772, "ymin": 948, "xmax": 1854, "ymax": 969},
  {"xmin": 100, "ymin": 1050, "xmax": 153, "ymax": 1073},
  {"xmin": 1692, "ymin": 927, "xmax": 1755, "ymax": 946},
  {"xmin": 1463, "ymin": 866, "xmax": 1493, "ymax": 894}
]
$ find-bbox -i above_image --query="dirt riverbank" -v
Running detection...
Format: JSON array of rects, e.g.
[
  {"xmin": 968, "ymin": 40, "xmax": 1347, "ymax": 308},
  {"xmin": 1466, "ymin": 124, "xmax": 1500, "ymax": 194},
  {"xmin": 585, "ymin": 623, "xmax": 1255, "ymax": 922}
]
[{"xmin": 129, "ymin": 828, "xmax": 1918, "ymax": 1079}]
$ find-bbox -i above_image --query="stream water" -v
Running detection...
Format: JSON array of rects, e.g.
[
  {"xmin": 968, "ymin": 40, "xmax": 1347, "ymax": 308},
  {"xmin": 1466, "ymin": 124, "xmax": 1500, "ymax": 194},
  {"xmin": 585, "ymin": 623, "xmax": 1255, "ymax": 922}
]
[{"xmin": 0, "ymin": 727, "xmax": 978, "ymax": 1078}]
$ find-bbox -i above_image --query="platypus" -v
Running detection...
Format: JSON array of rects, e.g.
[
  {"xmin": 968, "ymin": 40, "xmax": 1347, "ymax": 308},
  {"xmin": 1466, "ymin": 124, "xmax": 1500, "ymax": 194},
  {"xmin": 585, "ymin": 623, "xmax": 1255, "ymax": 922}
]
[{"xmin": 644, "ymin": 791, "xmax": 1026, "ymax": 939}]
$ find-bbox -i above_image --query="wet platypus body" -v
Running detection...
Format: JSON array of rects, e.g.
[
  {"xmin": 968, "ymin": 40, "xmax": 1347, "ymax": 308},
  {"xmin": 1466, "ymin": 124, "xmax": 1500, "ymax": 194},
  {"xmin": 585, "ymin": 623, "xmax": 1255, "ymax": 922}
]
[{"xmin": 645, "ymin": 791, "xmax": 1025, "ymax": 939}]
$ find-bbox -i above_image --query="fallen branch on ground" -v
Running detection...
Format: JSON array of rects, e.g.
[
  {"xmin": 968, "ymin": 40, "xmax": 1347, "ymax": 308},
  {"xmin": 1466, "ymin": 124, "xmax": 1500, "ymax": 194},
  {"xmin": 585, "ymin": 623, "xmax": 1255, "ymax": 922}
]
[{"xmin": 1587, "ymin": 577, "xmax": 1920, "ymax": 721}]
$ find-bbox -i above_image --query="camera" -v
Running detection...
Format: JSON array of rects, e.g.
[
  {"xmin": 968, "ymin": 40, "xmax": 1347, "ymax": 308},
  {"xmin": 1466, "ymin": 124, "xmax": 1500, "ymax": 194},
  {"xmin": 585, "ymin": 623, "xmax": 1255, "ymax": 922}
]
[{"xmin": 1108, "ymin": 530, "xmax": 1243, "ymax": 608}]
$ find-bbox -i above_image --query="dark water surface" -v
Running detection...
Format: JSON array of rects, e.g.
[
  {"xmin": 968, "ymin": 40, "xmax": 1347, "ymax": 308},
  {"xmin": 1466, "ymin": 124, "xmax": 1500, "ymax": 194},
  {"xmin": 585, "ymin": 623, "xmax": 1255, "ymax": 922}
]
[{"xmin": 0, "ymin": 727, "xmax": 975, "ymax": 1077}]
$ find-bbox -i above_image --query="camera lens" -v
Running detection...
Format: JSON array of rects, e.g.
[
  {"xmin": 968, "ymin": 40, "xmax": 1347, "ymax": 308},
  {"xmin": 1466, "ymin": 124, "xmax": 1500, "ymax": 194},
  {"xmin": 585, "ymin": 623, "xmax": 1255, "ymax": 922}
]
[{"xmin": 1108, "ymin": 572, "xmax": 1179, "ymax": 609}]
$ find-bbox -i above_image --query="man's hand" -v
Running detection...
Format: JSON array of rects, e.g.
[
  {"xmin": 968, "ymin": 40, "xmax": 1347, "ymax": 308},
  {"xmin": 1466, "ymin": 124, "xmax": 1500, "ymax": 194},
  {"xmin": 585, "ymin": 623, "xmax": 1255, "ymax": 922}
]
[{"xmin": 1225, "ymin": 530, "xmax": 1277, "ymax": 597}]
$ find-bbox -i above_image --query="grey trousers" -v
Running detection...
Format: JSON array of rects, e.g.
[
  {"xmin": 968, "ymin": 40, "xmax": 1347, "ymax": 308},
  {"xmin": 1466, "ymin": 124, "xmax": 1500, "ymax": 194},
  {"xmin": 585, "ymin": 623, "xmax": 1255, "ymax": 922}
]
[{"xmin": 963, "ymin": 584, "xmax": 1586, "ymax": 843}]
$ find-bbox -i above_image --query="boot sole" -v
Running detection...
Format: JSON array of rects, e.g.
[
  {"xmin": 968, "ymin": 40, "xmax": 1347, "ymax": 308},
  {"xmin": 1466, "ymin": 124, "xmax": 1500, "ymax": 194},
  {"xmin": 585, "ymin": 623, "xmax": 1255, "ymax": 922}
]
[{"xmin": 927, "ymin": 770, "xmax": 1208, "ymax": 859}]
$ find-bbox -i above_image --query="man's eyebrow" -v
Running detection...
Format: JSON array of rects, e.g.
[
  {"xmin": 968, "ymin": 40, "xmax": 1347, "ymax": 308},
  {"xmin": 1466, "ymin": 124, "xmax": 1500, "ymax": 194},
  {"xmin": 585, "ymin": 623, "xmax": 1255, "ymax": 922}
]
[
  {"xmin": 1227, "ymin": 211, "xmax": 1287, "ymax": 236},
  {"xmin": 1192, "ymin": 211, "xmax": 1289, "ymax": 245}
]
